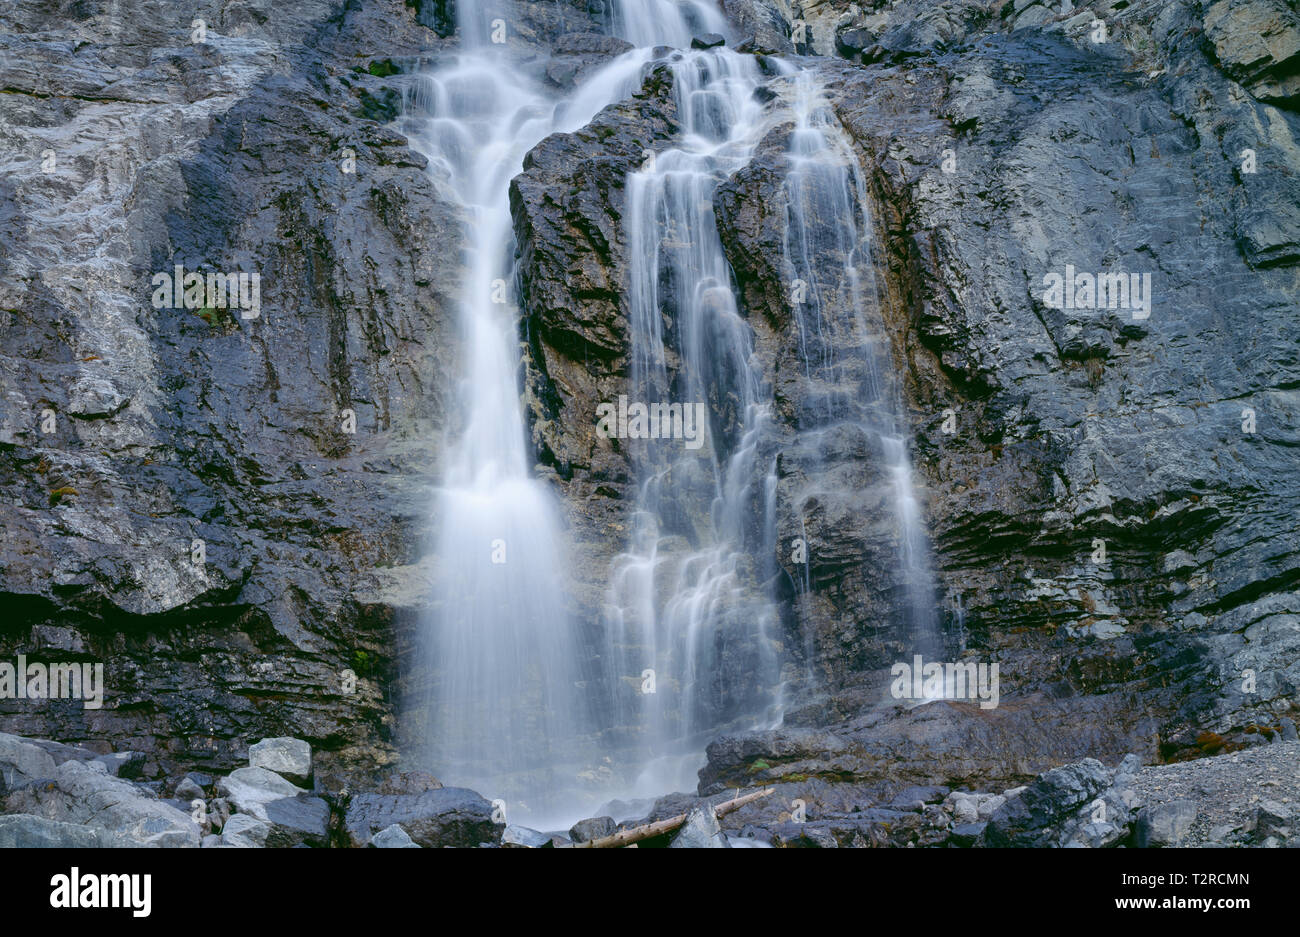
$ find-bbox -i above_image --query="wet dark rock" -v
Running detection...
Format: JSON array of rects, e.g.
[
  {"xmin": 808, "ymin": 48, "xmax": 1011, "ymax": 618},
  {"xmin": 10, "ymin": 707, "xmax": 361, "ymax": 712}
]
[
  {"xmin": 344, "ymin": 786, "xmax": 501, "ymax": 848},
  {"xmin": 697, "ymin": 0, "xmax": 1300, "ymax": 799},
  {"xmin": 407, "ymin": 0, "xmax": 456, "ymax": 37},
  {"xmin": 207, "ymin": 797, "xmax": 232, "ymax": 832},
  {"xmin": 0, "ymin": 0, "xmax": 459, "ymax": 785},
  {"xmin": 1, "ymin": 0, "xmax": 1298, "ymax": 845},
  {"xmin": 983, "ymin": 759, "xmax": 1113, "ymax": 846},
  {"xmin": 700, "ymin": 697, "xmax": 1160, "ymax": 800},
  {"xmin": 262, "ymin": 794, "xmax": 331, "ymax": 848},
  {"xmin": 568, "ymin": 815, "xmax": 617, "ymax": 842},
  {"xmin": 692, "ymin": 33, "xmax": 726, "ymax": 49},
  {"xmin": 735, "ymin": 823, "xmax": 775, "ymax": 846}
]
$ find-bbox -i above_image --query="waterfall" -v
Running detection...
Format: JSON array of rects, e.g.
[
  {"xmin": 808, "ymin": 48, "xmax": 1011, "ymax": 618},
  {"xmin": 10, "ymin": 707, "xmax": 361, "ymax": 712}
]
[
  {"xmin": 779, "ymin": 72, "xmax": 944, "ymax": 665},
  {"xmin": 407, "ymin": 0, "xmax": 943, "ymax": 825},
  {"xmin": 604, "ymin": 46, "xmax": 789, "ymax": 796},
  {"xmin": 605, "ymin": 0, "xmax": 728, "ymax": 48},
  {"xmin": 405, "ymin": 5, "xmax": 654, "ymax": 823}
]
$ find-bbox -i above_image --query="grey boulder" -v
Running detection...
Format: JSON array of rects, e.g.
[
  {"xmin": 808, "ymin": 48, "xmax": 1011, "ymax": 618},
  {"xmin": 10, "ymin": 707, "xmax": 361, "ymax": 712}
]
[
  {"xmin": 174, "ymin": 777, "xmax": 204, "ymax": 801},
  {"xmin": 0, "ymin": 733, "xmax": 57, "ymax": 791},
  {"xmin": 368, "ymin": 824, "xmax": 420, "ymax": 848},
  {"xmin": 219, "ymin": 813, "xmax": 271, "ymax": 848},
  {"xmin": 0, "ymin": 814, "xmax": 116, "ymax": 848},
  {"xmin": 3, "ymin": 760, "xmax": 200, "ymax": 847},
  {"xmin": 691, "ymin": 33, "xmax": 725, "ymax": 49},
  {"xmin": 215, "ymin": 767, "xmax": 306, "ymax": 821},
  {"xmin": 1253, "ymin": 800, "xmax": 1292, "ymax": 840},
  {"xmin": 248, "ymin": 737, "xmax": 313, "ymax": 786},
  {"xmin": 568, "ymin": 816, "xmax": 617, "ymax": 843},
  {"xmin": 984, "ymin": 759, "xmax": 1112, "ymax": 847},
  {"xmin": 502, "ymin": 825, "xmax": 553, "ymax": 848},
  {"xmin": 669, "ymin": 807, "xmax": 730, "ymax": 848},
  {"xmin": 19, "ymin": 737, "xmax": 145, "ymax": 778},
  {"xmin": 1135, "ymin": 800, "xmax": 1198, "ymax": 847},
  {"xmin": 344, "ymin": 787, "xmax": 501, "ymax": 848},
  {"xmin": 262, "ymin": 794, "xmax": 330, "ymax": 848}
]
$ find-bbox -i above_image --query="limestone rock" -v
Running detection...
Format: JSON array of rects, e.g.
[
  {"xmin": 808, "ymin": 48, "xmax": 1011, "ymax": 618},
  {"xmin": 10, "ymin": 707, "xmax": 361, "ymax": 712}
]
[{"xmin": 248, "ymin": 738, "xmax": 313, "ymax": 786}]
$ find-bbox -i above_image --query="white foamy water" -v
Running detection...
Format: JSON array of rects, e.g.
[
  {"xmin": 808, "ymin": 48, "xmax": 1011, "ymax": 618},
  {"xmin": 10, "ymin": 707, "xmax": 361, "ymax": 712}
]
[
  {"xmin": 406, "ymin": 5, "xmax": 657, "ymax": 824},
  {"xmin": 408, "ymin": 0, "xmax": 943, "ymax": 828}
]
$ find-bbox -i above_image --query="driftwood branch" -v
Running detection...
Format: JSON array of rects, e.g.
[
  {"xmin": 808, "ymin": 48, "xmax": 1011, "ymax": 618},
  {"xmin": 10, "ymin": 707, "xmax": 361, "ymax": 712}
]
[{"xmin": 560, "ymin": 787, "xmax": 775, "ymax": 849}]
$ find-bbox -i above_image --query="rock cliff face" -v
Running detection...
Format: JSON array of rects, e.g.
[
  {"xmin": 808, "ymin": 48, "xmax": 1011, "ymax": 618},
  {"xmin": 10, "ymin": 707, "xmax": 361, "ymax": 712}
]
[
  {"xmin": 758, "ymin": 0, "xmax": 1300, "ymax": 806},
  {"xmin": 0, "ymin": 0, "xmax": 466, "ymax": 783},
  {"xmin": 512, "ymin": 0, "xmax": 1300, "ymax": 807},
  {"xmin": 2, "ymin": 0, "xmax": 1298, "ymax": 826}
]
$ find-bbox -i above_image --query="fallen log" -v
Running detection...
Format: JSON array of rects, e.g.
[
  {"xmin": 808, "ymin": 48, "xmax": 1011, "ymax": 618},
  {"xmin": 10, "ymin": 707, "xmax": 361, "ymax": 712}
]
[{"xmin": 559, "ymin": 787, "xmax": 775, "ymax": 849}]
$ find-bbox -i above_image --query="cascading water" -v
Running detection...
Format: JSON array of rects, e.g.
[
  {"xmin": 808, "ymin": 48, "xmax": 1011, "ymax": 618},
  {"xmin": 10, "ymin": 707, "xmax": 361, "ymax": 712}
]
[
  {"xmin": 406, "ymin": 3, "xmax": 654, "ymax": 822},
  {"xmin": 604, "ymin": 0, "xmax": 728, "ymax": 47},
  {"xmin": 778, "ymin": 73, "xmax": 944, "ymax": 665},
  {"xmin": 604, "ymin": 46, "xmax": 789, "ymax": 796},
  {"xmin": 408, "ymin": 0, "xmax": 945, "ymax": 824}
]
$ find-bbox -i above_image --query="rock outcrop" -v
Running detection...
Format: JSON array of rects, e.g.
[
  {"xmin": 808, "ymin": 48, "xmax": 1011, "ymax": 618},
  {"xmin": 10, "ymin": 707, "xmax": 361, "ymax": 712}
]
[
  {"xmin": 0, "ymin": 0, "xmax": 462, "ymax": 785},
  {"xmin": 640, "ymin": 0, "xmax": 1299, "ymax": 790},
  {"xmin": 343, "ymin": 786, "xmax": 501, "ymax": 848}
]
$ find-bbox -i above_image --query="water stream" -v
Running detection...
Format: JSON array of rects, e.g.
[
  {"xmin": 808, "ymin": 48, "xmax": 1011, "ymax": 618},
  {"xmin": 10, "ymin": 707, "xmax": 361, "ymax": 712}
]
[{"xmin": 408, "ymin": 0, "xmax": 942, "ymax": 828}]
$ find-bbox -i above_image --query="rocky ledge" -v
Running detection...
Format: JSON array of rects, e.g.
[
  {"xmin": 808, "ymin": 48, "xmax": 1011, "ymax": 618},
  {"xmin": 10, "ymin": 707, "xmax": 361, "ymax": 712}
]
[
  {"xmin": 598, "ymin": 734, "xmax": 1299, "ymax": 848},
  {"xmin": 4, "ymin": 728, "xmax": 1295, "ymax": 847},
  {"xmin": 0, "ymin": 730, "xmax": 501, "ymax": 848}
]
